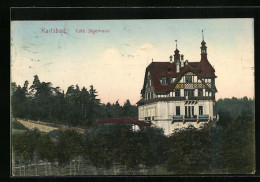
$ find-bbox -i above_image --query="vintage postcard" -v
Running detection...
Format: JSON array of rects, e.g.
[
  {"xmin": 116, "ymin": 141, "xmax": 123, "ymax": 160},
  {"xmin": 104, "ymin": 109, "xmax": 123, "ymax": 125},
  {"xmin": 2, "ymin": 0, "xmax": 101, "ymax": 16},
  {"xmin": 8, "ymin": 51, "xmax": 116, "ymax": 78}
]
[{"xmin": 10, "ymin": 19, "xmax": 255, "ymax": 176}]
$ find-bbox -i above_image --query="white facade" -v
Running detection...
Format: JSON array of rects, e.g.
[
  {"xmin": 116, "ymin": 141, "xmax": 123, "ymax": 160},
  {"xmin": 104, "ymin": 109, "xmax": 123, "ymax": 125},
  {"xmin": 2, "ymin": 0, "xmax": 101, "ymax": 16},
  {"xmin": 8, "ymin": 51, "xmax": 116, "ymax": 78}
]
[{"xmin": 138, "ymin": 100, "xmax": 214, "ymax": 135}]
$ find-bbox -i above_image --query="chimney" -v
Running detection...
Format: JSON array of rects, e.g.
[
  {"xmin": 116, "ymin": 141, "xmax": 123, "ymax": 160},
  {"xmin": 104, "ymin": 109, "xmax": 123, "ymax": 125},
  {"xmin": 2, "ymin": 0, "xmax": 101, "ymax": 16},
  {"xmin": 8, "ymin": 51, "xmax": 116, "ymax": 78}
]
[
  {"xmin": 176, "ymin": 61, "xmax": 180, "ymax": 73},
  {"xmin": 181, "ymin": 54, "xmax": 184, "ymax": 67},
  {"xmin": 169, "ymin": 55, "xmax": 173, "ymax": 63}
]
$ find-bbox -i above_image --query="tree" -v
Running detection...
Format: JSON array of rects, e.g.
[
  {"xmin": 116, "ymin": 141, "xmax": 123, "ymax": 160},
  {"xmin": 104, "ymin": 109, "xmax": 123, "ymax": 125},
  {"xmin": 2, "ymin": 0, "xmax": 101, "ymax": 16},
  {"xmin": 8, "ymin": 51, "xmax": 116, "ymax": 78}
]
[
  {"xmin": 113, "ymin": 100, "xmax": 123, "ymax": 118},
  {"xmin": 218, "ymin": 114, "xmax": 255, "ymax": 173},
  {"xmin": 164, "ymin": 124, "xmax": 211, "ymax": 174},
  {"xmin": 81, "ymin": 87, "xmax": 89, "ymax": 120},
  {"xmin": 38, "ymin": 133, "xmax": 56, "ymax": 175},
  {"xmin": 122, "ymin": 99, "xmax": 137, "ymax": 118},
  {"xmin": 216, "ymin": 110, "xmax": 233, "ymax": 128},
  {"xmin": 12, "ymin": 129, "xmax": 41, "ymax": 175},
  {"xmin": 116, "ymin": 124, "xmax": 142, "ymax": 173},
  {"xmin": 137, "ymin": 127, "xmax": 167, "ymax": 173},
  {"xmin": 209, "ymin": 125, "xmax": 225, "ymax": 172},
  {"xmin": 11, "ymin": 81, "xmax": 29, "ymax": 118},
  {"xmin": 53, "ymin": 129, "xmax": 84, "ymax": 175},
  {"xmin": 88, "ymin": 85, "xmax": 100, "ymax": 121},
  {"xmin": 29, "ymin": 75, "xmax": 54, "ymax": 121},
  {"xmin": 214, "ymin": 97, "xmax": 254, "ymax": 118}
]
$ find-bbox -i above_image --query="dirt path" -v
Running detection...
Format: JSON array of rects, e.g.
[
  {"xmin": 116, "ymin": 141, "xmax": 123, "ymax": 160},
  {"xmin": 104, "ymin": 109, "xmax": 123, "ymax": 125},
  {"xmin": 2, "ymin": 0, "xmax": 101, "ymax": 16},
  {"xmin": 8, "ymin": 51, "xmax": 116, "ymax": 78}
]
[
  {"xmin": 16, "ymin": 119, "xmax": 59, "ymax": 132},
  {"xmin": 15, "ymin": 119, "xmax": 85, "ymax": 133}
]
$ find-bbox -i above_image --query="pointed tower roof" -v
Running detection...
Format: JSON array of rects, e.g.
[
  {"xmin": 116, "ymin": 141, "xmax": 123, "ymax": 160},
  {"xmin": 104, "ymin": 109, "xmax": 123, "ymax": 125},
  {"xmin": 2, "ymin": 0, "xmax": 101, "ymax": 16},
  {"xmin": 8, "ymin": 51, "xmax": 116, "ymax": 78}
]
[
  {"xmin": 174, "ymin": 40, "xmax": 180, "ymax": 55},
  {"xmin": 198, "ymin": 30, "xmax": 216, "ymax": 77},
  {"xmin": 201, "ymin": 30, "xmax": 206, "ymax": 46}
]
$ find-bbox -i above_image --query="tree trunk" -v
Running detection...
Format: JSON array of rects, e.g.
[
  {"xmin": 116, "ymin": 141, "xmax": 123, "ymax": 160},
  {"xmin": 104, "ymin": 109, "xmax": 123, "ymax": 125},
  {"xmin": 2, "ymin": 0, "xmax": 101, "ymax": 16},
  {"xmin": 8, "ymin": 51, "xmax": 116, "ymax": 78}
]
[
  {"xmin": 113, "ymin": 163, "xmax": 117, "ymax": 175},
  {"xmin": 23, "ymin": 166, "xmax": 26, "ymax": 176},
  {"xmin": 103, "ymin": 168, "xmax": 107, "ymax": 175}
]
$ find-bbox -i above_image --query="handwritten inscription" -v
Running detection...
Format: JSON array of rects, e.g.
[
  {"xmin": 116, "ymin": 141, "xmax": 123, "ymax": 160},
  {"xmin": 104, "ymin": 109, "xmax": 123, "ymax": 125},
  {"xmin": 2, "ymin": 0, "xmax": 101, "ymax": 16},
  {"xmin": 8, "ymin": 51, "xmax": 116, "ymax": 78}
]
[
  {"xmin": 75, "ymin": 29, "xmax": 109, "ymax": 34},
  {"xmin": 41, "ymin": 28, "xmax": 67, "ymax": 34},
  {"xmin": 41, "ymin": 28, "xmax": 109, "ymax": 34}
]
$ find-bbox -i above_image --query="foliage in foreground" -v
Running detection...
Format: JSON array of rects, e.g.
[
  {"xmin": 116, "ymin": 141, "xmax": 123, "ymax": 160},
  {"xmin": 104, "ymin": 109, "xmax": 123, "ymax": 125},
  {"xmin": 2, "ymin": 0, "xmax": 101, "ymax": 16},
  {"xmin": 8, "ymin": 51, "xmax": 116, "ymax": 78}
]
[{"xmin": 12, "ymin": 111, "xmax": 255, "ymax": 175}]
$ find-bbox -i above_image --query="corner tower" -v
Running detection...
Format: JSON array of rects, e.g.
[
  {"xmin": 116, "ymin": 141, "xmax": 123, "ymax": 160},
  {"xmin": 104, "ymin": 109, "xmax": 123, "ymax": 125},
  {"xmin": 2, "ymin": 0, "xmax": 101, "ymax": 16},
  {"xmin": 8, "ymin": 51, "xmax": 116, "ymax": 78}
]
[{"xmin": 200, "ymin": 30, "xmax": 208, "ymax": 61}]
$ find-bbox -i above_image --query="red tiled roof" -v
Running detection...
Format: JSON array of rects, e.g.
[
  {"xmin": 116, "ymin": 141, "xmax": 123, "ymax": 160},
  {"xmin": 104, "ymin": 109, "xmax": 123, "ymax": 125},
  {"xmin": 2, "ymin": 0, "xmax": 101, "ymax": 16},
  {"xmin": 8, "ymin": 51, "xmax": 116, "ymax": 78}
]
[
  {"xmin": 146, "ymin": 54, "xmax": 216, "ymax": 93},
  {"xmin": 97, "ymin": 117, "xmax": 151, "ymax": 127}
]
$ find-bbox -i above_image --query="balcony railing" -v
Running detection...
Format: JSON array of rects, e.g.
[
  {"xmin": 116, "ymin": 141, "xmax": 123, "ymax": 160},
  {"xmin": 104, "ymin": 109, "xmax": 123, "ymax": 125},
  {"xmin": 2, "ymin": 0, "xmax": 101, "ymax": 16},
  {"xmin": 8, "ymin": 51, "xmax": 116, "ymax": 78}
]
[
  {"xmin": 172, "ymin": 114, "xmax": 210, "ymax": 123},
  {"xmin": 173, "ymin": 115, "xmax": 183, "ymax": 120}
]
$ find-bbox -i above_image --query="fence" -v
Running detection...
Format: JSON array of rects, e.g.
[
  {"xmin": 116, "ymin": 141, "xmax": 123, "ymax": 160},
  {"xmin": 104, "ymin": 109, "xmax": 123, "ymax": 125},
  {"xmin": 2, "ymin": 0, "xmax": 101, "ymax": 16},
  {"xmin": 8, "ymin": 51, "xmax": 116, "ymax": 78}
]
[{"xmin": 12, "ymin": 159, "xmax": 172, "ymax": 176}]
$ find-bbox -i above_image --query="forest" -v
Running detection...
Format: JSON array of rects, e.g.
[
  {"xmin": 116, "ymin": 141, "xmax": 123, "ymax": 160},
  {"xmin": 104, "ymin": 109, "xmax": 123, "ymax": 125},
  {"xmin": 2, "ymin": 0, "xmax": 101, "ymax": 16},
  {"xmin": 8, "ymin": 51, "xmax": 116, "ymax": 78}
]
[
  {"xmin": 11, "ymin": 76, "xmax": 255, "ymax": 175},
  {"xmin": 11, "ymin": 75, "xmax": 138, "ymax": 127}
]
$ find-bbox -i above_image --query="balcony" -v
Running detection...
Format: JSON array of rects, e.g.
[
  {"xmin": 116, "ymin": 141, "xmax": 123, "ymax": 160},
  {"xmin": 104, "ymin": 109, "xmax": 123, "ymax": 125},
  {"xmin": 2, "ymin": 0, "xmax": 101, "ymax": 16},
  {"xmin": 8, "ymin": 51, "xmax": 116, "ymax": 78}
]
[
  {"xmin": 173, "ymin": 115, "xmax": 184, "ymax": 120},
  {"xmin": 172, "ymin": 114, "xmax": 210, "ymax": 124},
  {"xmin": 199, "ymin": 115, "xmax": 210, "ymax": 121}
]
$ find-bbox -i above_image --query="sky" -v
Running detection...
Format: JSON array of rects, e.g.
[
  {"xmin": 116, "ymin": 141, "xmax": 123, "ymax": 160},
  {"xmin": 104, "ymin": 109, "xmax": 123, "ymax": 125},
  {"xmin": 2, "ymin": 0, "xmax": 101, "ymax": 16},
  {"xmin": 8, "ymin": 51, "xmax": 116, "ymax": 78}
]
[{"xmin": 11, "ymin": 19, "xmax": 254, "ymax": 105}]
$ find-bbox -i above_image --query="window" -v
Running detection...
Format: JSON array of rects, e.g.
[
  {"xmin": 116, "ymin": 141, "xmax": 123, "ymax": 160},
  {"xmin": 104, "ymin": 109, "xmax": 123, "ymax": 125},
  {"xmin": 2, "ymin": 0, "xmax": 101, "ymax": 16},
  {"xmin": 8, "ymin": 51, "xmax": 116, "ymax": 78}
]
[
  {"xmin": 212, "ymin": 79, "xmax": 215, "ymax": 84},
  {"xmin": 198, "ymin": 89, "xmax": 203, "ymax": 96},
  {"xmin": 161, "ymin": 77, "xmax": 167, "ymax": 85},
  {"xmin": 184, "ymin": 89, "xmax": 194, "ymax": 96},
  {"xmin": 199, "ymin": 106, "xmax": 203, "ymax": 115},
  {"xmin": 175, "ymin": 89, "xmax": 180, "ymax": 97},
  {"xmin": 185, "ymin": 75, "xmax": 192, "ymax": 83},
  {"xmin": 147, "ymin": 80, "xmax": 151, "ymax": 87},
  {"xmin": 191, "ymin": 90, "xmax": 194, "ymax": 96},
  {"xmin": 185, "ymin": 106, "xmax": 194, "ymax": 118},
  {"xmin": 185, "ymin": 90, "xmax": 188, "ymax": 96},
  {"xmin": 176, "ymin": 106, "xmax": 180, "ymax": 115}
]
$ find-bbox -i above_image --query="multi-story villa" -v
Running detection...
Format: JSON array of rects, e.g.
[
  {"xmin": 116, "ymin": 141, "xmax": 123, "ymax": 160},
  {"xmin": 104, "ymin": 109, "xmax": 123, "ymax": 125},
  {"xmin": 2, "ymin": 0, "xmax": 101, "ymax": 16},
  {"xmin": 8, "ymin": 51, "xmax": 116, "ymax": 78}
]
[{"xmin": 137, "ymin": 36, "xmax": 217, "ymax": 135}]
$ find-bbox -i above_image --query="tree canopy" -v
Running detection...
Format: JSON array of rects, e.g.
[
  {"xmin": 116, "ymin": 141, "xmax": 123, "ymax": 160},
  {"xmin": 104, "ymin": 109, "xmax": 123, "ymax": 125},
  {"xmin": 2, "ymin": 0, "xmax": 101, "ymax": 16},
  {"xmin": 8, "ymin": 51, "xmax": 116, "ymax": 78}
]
[{"xmin": 11, "ymin": 75, "xmax": 138, "ymax": 127}]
